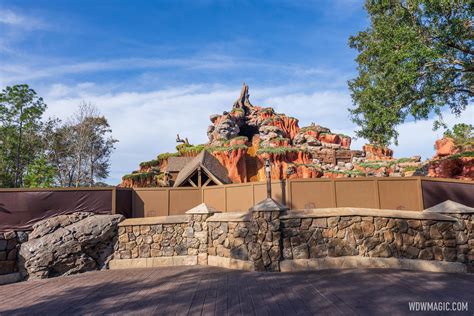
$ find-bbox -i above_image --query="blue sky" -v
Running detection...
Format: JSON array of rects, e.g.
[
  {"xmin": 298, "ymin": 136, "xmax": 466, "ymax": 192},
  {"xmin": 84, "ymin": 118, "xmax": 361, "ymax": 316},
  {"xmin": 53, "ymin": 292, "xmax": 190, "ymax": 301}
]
[{"xmin": 1, "ymin": 0, "xmax": 472, "ymax": 184}]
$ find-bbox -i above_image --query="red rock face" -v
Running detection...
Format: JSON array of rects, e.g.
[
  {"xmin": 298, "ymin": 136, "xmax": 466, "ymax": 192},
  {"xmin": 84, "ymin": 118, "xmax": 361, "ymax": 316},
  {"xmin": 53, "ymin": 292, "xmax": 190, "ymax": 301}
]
[
  {"xmin": 428, "ymin": 157, "xmax": 473, "ymax": 180},
  {"xmin": 256, "ymin": 151, "xmax": 313, "ymax": 180},
  {"xmin": 340, "ymin": 136, "xmax": 351, "ymax": 149},
  {"xmin": 363, "ymin": 144, "xmax": 393, "ymax": 160},
  {"xmin": 434, "ymin": 137, "xmax": 459, "ymax": 158},
  {"xmin": 211, "ymin": 147, "xmax": 248, "ymax": 183},
  {"xmin": 319, "ymin": 134, "xmax": 341, "ymax": 145}
]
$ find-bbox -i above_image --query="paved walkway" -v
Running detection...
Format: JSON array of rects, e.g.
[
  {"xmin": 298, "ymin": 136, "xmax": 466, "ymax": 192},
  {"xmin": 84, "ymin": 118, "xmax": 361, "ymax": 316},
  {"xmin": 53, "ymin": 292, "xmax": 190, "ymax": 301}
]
[{"xmin": 0, "ymin": 266, "xmax": 473, "ymax": 315}]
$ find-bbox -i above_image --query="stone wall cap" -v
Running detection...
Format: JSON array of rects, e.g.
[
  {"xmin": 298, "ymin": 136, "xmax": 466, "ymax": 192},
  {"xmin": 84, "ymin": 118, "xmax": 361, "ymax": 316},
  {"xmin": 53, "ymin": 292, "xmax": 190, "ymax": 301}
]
[
  {"xmin": 423, "ymin": 200, "xmax": 474, "ymax": 214},
  {"xmin": 119, "ymin": 215, "xmax": 188, "ymax": 226},
  {"xmin": 207, "ymin": 212, "xmax": 251, "ymax": 222},
  {"xmin": 281, "ymin": 208, "xmax": 457, "ymax": 221},
  {"xmin": 186, "ymin": 203, "xmax": 221, "ymax": 214},
  {"xmin": 249, "ymin": 198, "xmax": 288, "ymax": 212}
]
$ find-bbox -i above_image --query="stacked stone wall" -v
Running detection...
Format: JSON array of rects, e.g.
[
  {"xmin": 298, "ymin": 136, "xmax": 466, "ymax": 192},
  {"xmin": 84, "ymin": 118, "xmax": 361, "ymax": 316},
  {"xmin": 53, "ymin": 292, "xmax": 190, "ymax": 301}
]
[
  {"xmin": 0, "ymin": 231, "xmax": 27, "ymax": 276},
  {"xmin": 114, "ymin": 214, "xmax": 210, "ymax": 265},
  {"xmin": 281, "ymin": 214, "xmax": 473, "ymax": 269},
  {"xmin": 208, "ymin": 221, "xmax": 251, "ymax": 262},
  {"xmin": 112, "ymin": 207, "xmax": 474, "ymax": 273}
]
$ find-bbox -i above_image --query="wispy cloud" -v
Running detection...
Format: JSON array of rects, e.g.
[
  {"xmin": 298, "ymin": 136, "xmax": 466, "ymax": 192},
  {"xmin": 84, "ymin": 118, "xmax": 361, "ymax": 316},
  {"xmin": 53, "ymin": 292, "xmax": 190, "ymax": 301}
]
[
  {"xmin": 0, "ymin": 9, "xmax": 48, "ymax": 30},
  {"xmin": 0, "ymin": 55, "xmax": 348, "ymax": 88},
  {"xmin": 40, "ymin": 81, "xmax": 473, "ymax": 184}
]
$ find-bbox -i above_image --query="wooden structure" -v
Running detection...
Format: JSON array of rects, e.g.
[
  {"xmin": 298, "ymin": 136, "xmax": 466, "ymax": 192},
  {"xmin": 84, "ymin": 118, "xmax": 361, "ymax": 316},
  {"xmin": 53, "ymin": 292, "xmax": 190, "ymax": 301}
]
[
  {"xmin": 173, "ymin": 151, "xmax": 231, "ymax": 188},
  {"xmin": 131, "ymin": 177, "xmax": 473, "ymax": 217}
]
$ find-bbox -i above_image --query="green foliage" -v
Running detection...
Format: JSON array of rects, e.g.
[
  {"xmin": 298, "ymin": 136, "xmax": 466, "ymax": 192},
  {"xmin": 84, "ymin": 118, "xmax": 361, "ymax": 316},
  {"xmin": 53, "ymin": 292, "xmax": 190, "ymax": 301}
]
[
  {"xmin": 444, "ymin": 123, "xmax": 474, "ymax": 148},
  {"xmin": 0, "ymin": 84, "xmax": 47, "ymax": 187},
  {"xmin": 348, "ymin": 1, "xmax": 473, "ymax": 146},
  {"xmin": 139, "ymin": 159, "xmax": 160, "ymax": 168},
  {"xmin": 231, "ymin": 107, "xmax": 244, "ymax": 113},
  {"xmin": 395, "ymin": 157, "xmax": 414, "ymax": 163},
  {"xmin": 207, "ymin": 144, "xmax": 248, "ymax": 153},
  {"xmin": 122, "ymin": 170, "xmax": 157, "ymax": 181},
  {"xmin": 176, "ymin": 143, "xmax": 192, "ymax": 152},
  {"xmin": 179, "ymin": 144, "xmax": 206, "ymax": 154},
  {"xmin": 357, "ymin": 162, "xmax": 387, "ymax": 169},
  {"xmin": 402, "ymin": 165, "xmax": 419, "ymax": 172},
  {"xmin": 157, "ymin": 152, "xmax": 180, "ymax": 162},
  {"xmin": 256, "ymin": 147, "xmax": 306, "ymax": 155},
  {"xmin": 23, "ymin": 155, "xmax": 56, "ymax": 188},
  {"xmin": 448, "ymin": 151, "xmax": 474, "ymax": 159}
]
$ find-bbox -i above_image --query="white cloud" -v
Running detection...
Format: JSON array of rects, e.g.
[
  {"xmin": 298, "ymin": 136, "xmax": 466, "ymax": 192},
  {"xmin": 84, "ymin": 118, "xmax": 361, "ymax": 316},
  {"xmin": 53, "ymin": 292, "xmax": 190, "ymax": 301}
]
[
  {"xmin": 41, "ymin": 82, "xmax": 473, "ymax": 185},
  {"xmin": 0, "ymin": 9, "xmax": 48, "ymax": 30}
]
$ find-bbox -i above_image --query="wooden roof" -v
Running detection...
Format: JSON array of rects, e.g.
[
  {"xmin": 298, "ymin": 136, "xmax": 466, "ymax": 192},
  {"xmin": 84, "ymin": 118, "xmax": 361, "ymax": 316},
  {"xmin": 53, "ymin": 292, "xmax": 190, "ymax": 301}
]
[
  {"xmin": 173, "ymin": 151, "xmax": 231, "ymax": 187},
  {"xmin": 166, "ymin": 157, "xmax": 194, "ymax": 172}
]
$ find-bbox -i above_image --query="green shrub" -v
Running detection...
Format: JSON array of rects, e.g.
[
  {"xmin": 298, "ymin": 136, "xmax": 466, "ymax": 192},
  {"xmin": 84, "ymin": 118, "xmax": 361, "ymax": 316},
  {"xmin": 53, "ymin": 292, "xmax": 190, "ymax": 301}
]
[
  {"xmin": 256, "ymin": 147, "xmax": 306, "ymax": 155},
  {"xmin": 207, "ymin": 144, "xmax": 248, "ymax": 153},
  {"xmin": 156, "ymin": 152, "xmax": 180, "ymax": 161},
  {"xmin": 122, "ymin": 171, "xmax": 158, "ymax": 181}
]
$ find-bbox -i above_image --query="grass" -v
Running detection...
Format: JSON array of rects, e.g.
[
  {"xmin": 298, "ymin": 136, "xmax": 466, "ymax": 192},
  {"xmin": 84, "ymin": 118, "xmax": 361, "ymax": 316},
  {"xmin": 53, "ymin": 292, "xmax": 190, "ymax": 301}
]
[
  {"xmin": 122, "ymin": 171, "xmax": 158, "ymax": 181},
  {"xmin": 357, "ymin": 162, "xmax": 388, "ymax": 169},
  {"xmin": 157, "ymin": 152, "xmax": 180, "ymax": 161},
  {"xmin": 179, "ymin": 144, "xmax": 206, "ymax": 154},
  {"xmin": 402, "ymin": 166, "xmax": 419, "ymax": 172},
  {"xmin": 447, "ymin": 151, "xmax": 474, "ymax": 160},
  {"xmin": 256, "ymin": 147, "xmax": 307, "ymax": 155},
  {"xmin": 207, "ymin": 144, "xmax": 248, "ymax": 153},
  {"xmin": 139, "ymin": 159, "xmax": 160, "ymax": 168}
]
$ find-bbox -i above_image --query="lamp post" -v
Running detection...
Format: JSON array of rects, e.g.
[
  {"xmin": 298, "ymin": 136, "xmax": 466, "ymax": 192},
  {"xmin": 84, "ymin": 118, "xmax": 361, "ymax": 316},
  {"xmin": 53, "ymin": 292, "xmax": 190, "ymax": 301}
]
[{"xmin": 265, "ymin": 159, "xmax": 271, "ymax": 199}]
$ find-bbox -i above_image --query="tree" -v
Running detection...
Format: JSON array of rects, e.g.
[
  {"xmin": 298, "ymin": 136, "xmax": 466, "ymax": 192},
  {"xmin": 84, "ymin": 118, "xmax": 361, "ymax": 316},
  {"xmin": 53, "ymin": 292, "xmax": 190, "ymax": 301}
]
[
  {"xmin": 23, "ymin": 155, "xmax": 57, "ymax": 188},
  {"xmin": 348, "ymin": 1, "xmax": 473, "ymax": 146},
  {"xmin": 0, "ymin": 85, "xmax": 46, "ymax": 187},
  {"xmin": 44, "ymin": 103, "xmax": 118, "ymax": 187},
  {"xmin": 444, "ymin": 123, "xmax": 474, "ymax": 151}
]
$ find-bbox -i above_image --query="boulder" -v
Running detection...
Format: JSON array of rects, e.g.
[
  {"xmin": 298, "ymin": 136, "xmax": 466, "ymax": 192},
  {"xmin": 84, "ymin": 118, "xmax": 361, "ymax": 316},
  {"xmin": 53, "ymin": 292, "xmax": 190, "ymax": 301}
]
[
  {"xmin": 19, "ymin": 212, "xmax": 123, "ymax": 280},
  {"xmin": 434, "ymin": 137, "xmax": 458, "ymax": 158}
]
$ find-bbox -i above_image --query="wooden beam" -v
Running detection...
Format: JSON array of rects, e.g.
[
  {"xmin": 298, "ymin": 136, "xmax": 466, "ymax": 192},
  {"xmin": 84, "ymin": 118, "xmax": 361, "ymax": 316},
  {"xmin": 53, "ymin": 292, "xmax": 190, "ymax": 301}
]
[
  {"xmin": 188, "ymin": 178, "xmax": 197, "ymax": 188},
  {"xmin": 202, "ymin": 177, "xmax": 212, "ymax": 187},
  {"xmin": 198, "ymin": 167, "xmax": 202, "ymax": 188}
]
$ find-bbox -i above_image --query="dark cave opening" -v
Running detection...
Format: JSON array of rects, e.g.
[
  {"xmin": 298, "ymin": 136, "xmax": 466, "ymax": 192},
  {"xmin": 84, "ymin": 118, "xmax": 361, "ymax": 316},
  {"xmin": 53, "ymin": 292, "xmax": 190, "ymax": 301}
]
[{"xmin": 239, "ymin": 124, "xmax": 259, "ymax": 140}]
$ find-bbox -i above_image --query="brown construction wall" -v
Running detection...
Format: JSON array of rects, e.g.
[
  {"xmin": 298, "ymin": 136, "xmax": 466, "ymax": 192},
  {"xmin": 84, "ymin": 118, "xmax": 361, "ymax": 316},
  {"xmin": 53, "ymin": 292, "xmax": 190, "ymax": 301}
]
[
  {"xmin": 0, "ymin": 178, "xmax": 472, "ymax": 229},
  {"xmin": 421, "ymin": 178, "xmax": 474, "ymax": 209},
  {"xmin": 127, "ymin": 177, "xmax": 473, "ymax": 217},
  {"xmin": 286, "ymin": 177, "xmax": 424, "ymax": 211},
  {"xmin": 115, "ymin": 188, "xmax": 133, "ymax": 218},
  {"xmin": 132, "ymin": 187, "xmax": 201, "ymax": 217},
  {"xmin": 0, "ymin": 188, "xmax": 114, "ymax": 232},
  {"xmin": 0, "ymin": 187, "xmax": 135, "ymax": 232}
]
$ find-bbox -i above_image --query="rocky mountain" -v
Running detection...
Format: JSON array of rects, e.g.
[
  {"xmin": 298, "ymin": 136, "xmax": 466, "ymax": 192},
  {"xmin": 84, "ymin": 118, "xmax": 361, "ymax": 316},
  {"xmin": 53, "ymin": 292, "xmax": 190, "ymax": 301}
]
[{"xmin": 120, "ymin": 84, "xmax": 473, "ymax": 188}]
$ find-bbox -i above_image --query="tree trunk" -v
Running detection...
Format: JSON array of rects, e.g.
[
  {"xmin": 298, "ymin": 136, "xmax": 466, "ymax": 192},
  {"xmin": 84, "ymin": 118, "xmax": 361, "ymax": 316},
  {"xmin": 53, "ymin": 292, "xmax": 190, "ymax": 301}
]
[
  {"xmin": 14, "ymin": 105, "xmax": 23, "ymax": 188},
  {"xmin": 89, "ymin": 143, "xmax": 94, "ymax": 187}
]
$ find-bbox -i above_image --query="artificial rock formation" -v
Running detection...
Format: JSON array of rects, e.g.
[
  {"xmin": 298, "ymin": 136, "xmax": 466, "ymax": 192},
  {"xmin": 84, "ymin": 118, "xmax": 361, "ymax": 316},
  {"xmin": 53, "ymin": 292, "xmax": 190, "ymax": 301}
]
[
  {"xmin": 427, "ymin": 136, "xmax": 473, "ymax": 180},
  {"xmin": 19, "ymin": 212, "xmax": 123, "ymax": 280},
  {"xmin": 120, "ymin": 84, "xmax": 473, "ymax": 187}
]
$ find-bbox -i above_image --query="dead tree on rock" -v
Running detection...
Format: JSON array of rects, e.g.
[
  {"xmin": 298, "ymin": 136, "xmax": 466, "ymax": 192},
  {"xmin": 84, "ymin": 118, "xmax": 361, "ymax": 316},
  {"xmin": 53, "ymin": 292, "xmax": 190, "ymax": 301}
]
[{"xmin": 232, "ymin": 83, "xmax": 255, "ymax": 113}]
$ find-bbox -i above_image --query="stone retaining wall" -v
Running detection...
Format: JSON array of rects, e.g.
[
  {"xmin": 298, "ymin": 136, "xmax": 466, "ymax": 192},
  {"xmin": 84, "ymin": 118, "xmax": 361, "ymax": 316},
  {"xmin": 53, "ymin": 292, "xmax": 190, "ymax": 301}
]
[
  {"xmin": 0, "ymin": 231, "xmax": 27, "ymax": 276},
  {"xmin": 111, "ymin": 204, "xmax": 474, "ymax": 273},
  {"xmin": 114, "ymin": 212, "xmax": 211, "ymax": 266},
  {"xmin": 281, "ymin": 216, "xmax": 472, "ymax": 263}
]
